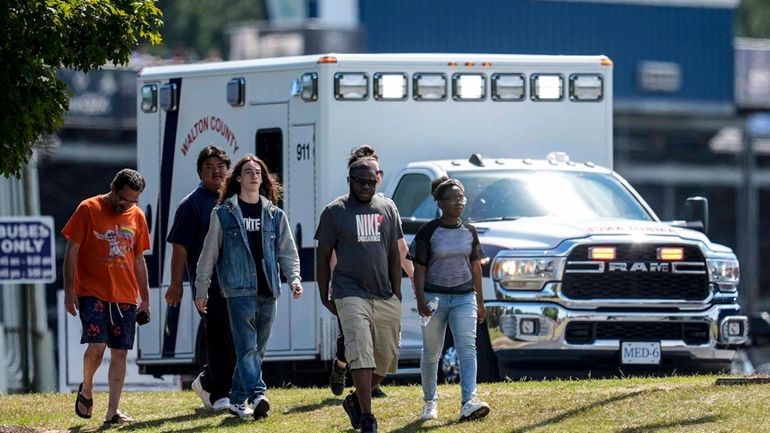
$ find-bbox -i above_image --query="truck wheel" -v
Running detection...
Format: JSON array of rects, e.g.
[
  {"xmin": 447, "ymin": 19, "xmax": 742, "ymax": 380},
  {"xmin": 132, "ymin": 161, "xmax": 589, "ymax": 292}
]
[
  {"xmin": 437, "ymin": 323, "xmax": 501, "ymax": 383},
  {"xmin": 476, "ymin": 321, "xmax": 500, "ymax": 382}
]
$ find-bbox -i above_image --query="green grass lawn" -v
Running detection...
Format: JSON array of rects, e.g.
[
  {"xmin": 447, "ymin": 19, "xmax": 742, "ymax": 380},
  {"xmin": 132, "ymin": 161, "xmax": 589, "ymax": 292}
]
[{"xmin": 1, "ymin": 375, "xmax": 769, "ymax": 432}]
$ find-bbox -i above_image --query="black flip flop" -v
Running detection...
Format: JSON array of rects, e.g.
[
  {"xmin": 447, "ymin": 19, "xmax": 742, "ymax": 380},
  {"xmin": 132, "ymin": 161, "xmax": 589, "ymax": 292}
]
[
  {"xmin": 75, "ymin": 382, "xmax": 93, "ymax": 419},
  {"xmin": 104, "ymin": 411, "xmax": 133, "ymax": 425}
]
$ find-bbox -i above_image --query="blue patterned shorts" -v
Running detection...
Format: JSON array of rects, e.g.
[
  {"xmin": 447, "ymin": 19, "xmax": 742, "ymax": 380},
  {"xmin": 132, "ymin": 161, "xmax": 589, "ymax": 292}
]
[{"xmin": 78, "ymin": 296, "xmax": 137, "ymax": 350}]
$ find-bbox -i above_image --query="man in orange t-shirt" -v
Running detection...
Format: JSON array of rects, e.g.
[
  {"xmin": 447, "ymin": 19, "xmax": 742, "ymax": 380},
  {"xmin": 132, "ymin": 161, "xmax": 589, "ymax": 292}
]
[{"xmin": 62, "ymin": 169, "xmax": 150, "ymax": 425}]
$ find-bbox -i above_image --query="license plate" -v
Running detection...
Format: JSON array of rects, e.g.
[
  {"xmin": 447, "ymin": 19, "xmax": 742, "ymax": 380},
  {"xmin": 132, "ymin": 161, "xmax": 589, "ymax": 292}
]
[{"xmin": 621, "ymin": 342, "xmax": 661, "ymax": 365}]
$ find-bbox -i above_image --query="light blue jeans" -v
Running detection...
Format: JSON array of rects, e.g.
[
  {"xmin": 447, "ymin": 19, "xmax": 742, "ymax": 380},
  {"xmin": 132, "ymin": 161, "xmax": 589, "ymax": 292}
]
[
  {"xmin": 226, "ymin": 294, "xmax": 277, "ymax": 404},
  {"xmin": 420, "ymin": 292, "xmax": 478, "ymax": 403}
]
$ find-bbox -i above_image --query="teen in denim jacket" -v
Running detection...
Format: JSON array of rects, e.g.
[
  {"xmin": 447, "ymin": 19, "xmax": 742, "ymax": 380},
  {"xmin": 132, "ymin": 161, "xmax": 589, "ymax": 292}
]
[{"xmin": 195, "ymin": 154, "xmax": 303, "ymax": 421}]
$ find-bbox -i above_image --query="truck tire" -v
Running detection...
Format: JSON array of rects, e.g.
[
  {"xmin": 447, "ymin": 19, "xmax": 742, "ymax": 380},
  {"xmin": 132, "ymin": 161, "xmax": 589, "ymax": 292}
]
[
  {"xmin": 437, "ymin": 323, "xmax": 500, "ymax": 383},
  {"xmin": 476, "ymin": 321, "xmax": 500, "ymax": 382},
  {"xmin": 438, "ymin": 329, "xmax": 460, "ymax": 384}
]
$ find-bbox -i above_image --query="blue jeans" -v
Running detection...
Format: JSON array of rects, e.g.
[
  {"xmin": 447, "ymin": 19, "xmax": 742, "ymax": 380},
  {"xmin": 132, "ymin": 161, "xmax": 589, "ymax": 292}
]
[
  {"xmin": 226, "ymin": 294, "xmax": 277, "ymax": 404},
  {"xmin": 420, "ymin": 292, "xmax": 478, "ymax": 403}
]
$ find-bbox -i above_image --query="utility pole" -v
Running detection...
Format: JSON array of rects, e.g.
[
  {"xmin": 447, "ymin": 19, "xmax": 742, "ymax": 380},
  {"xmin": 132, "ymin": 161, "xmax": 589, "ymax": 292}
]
[
  {"xmin": 22, "ymin": 148, "xmax": 57, "ymax": 392},
  {"xmin": 741, "ymin": 114, "xmax": 770, "ymax": 313}
]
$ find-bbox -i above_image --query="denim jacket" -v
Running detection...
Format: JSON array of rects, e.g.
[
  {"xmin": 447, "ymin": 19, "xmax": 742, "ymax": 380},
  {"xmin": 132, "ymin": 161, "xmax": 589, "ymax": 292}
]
[{"xmin": 195, "ymin": 194, "xmax": 301, "ymax": 299}]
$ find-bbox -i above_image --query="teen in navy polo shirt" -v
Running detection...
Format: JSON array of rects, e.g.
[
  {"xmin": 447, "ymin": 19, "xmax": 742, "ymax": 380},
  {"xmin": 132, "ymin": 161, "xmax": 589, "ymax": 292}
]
[{"xmin": 166, "ymin": 145, "xmax": 234, "ymax": 411}]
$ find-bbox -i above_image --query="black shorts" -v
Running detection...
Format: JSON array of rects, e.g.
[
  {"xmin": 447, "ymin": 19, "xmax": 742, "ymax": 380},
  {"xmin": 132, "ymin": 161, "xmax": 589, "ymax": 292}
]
[{"xmin": 78, "ymin": 296, "xmax": 137, "ymax": 350}]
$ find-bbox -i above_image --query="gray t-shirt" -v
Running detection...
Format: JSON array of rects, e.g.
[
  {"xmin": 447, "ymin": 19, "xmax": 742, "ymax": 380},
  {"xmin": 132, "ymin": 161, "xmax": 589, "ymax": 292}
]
[
  {"xmin": 315, "ymin": 194, "xmax": 403, "ymax": 299},
  {"xmin": 410, "ymin": 219, "xmax": 484, "ymax": 293}
]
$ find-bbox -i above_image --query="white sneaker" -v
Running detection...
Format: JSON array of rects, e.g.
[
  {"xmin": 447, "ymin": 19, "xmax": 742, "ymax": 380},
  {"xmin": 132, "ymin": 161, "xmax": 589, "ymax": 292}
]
[
  {"xmin": 459, "ymin": 397, "xmax": 490, "ymax": 422},
  {"xmin": 251, "ymin": 395, "xmax": 270, "ymax": 419},
  {"xmin": 212, "ymin": 397, "xmax": 230, "ymax": 411},
  {"xmin": 191, "ymin": 374, "xmax": 212, "ymax": 410},
  {"xmin": 228, "ymin": 402, "xmax": 253, "ymax": 419},
  {"xmin": 421, "ymin": 400, "xmax": 438, "ymax": 420}
]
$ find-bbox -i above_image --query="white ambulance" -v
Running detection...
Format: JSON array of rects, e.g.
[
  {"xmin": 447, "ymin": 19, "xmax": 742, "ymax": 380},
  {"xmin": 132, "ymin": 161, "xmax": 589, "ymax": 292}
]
[{"xmin": 136, "ymin": 53, "xmax": 746, "ymax": 381}]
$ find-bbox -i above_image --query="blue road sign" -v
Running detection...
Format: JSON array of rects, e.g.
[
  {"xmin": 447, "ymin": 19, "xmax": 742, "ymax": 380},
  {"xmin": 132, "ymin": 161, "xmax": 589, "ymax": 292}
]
[
  {"xmin": 0, "ymin": 216, "xmax": 56, "ymax": 283},
  {"xmin": 748, "ymin": 113, "xmax": 770, "ymax": 138}
]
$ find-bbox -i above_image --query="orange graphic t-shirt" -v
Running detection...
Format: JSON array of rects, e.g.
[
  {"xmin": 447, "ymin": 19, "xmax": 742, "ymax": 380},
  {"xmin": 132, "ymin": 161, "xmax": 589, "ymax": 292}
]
[{"xmin": 62, "ymin": 195, "xmax": 150, "ymax": 304}]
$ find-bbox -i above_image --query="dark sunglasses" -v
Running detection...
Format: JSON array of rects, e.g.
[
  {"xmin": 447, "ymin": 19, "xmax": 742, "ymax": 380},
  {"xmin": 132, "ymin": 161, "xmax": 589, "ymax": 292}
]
[{"xmin": 349, "ymin": 176, "xmax": 377, "ymax": 188}]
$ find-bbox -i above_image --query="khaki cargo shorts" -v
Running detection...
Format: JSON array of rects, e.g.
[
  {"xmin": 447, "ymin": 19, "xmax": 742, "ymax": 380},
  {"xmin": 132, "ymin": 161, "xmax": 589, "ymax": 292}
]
[{"xmin": 335, "ymin": 295, "xmax": 401, "ymax": 377}]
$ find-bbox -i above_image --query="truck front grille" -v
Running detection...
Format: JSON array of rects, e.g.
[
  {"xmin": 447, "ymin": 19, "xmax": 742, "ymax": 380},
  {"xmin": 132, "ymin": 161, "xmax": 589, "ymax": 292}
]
[
  {"xmin": 565, "ymin": 322, "xmax": 710, "ymax": 345},
  {"xmin": 562, "ymin": 244, "xmax": 709, "ymax": 301}
]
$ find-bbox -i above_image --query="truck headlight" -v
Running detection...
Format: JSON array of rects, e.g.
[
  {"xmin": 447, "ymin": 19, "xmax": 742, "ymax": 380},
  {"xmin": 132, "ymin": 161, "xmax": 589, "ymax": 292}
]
[
  {"xmin": 707, "ymin": 258, "xmax": 740, "ymax": 292},
  {"xmin": 492, "ymin": 257, "xmax": 565, "ymax": 290}
]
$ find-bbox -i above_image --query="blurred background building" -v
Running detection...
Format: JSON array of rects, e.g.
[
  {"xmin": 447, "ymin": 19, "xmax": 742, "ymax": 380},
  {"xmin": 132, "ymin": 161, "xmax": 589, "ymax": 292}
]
[{"xmin": 4, "ymin": 0, "xmax": 770, "ymax": 392}]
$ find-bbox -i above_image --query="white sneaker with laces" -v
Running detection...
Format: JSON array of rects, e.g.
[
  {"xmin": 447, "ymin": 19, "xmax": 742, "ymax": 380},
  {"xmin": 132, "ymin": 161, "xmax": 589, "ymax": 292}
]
[
  {"xmin": 191, "ymin": 374, "xmax": 212, "ymax": 410},
  {"xmin": 421, "ymin": 400, "xmax": 438, "ymax": 420},
  {"xmin": 251, "ymin": 395, "xmax": 270, "ymax": 419},
  {"xmin": 459, "ymin": 397, "xmax": 490, "ymax": 422},
  {"xmin": 229, "ymin": 402, "xmax": 254, "ymax": 419},
  {"xmin": 212, "ymin": 397, "xmax": 230, "ymax": 411}
]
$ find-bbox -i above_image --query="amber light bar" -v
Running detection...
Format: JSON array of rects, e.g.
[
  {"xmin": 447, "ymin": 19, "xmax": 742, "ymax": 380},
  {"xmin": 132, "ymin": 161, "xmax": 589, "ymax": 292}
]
[
  {"xmin": 658, "ymin": 247, "xmax": 684, "ymax": 261},
  {"xmin": 589, "ymin": 246, "xmax": 616, "ymax": 260}
]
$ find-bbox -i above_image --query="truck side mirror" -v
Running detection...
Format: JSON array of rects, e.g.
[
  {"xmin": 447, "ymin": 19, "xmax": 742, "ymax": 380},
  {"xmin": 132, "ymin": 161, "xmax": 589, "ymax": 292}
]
[{"xmin": 685, "ymin": 196, "xmax": 709, "ymax": 235}]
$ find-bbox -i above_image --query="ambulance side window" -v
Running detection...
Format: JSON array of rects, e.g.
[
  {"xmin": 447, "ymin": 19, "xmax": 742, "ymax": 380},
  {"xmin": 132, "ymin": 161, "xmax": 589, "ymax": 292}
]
[
  {"xmin": 256, "ymin": 128, "xmax": 283, "ymax": 207},
  {"xmin": 392, "ymin": 173, "xmax": 435, "ymax": 219}
]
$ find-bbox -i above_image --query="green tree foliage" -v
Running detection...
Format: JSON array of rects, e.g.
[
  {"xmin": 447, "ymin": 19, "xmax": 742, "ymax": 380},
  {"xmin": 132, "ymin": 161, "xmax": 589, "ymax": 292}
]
[
  {"xmin": 157, "ymin": 0, "xmax": 266, "ymax": 59},
  {"xmin": 737, "ymin": 0, "xmax": 770, "ymax": 39},
  {"xmin": 0, "ymin": 1, "xmax": 163, "ymax": 178}
]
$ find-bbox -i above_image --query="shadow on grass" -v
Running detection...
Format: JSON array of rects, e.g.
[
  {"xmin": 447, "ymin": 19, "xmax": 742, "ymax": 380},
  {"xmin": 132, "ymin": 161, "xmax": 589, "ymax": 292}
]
[
  {"xmin": 390, "ymin": 417, "xmax": 453, "ymax": 433},
  {"xmin": 68, "ymin": 408, "xmax": 221, "ymax": 433},
  {"xmin": 508, "ymin": 390, "xmax": 655, "ymax": 433},
  {"xmin": 615, "ymin": 415, "xmax": 722, "ymax": 433},
  {"xmin": 217, "ymin": 415, "xmax": 252, "ymax": 428},
  {"xmin": 391, "ymin": 414, "xmax": 523, "ymax": 433},
  {"xmin": 282, "ymin": 397, "xmax": 341, "ymax": 414}
]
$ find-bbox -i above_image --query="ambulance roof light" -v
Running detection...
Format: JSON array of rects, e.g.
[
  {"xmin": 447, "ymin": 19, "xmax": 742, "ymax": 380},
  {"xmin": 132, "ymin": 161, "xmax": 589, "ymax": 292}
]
[
  {"xmin": 453, "ymin": 74, "xmax": 486, "ymax": 101},
  {"xmin": 414, "ymin": 73, "xmax": 447, "ymax": 101},
  {"xmin": 570, "ymin": 74, "xmax": 603, "ymax": 101},
  {"xmin": 300, "ymin": 73, "xmax": 318, "ymax": 101},
  {"xmin": 159, "ymin": 83, "xmax": 178, "ymax": 112},
  {"xmin": 141, "ymin": 84, "xmax": 158, "ymax": 113},
  {"xmin": 491, "ymin": 73, "xmax": 525, "ymax": 101},
  {"xmin": 531, "ymin": 74, "xmax": 563, "ymax": 101},
  {"xmin": 601, "ymin": 56, "xmax": 613, "ymax": 67},
  {"xmin": 334, "ymin": 73, "xmax": 368, "ymax": 100},
  {"xmin": 374, "ymin": 73, "xmax": 407, "ymax": 100},
  {"xmin": 226, "ymin": 77, "xmax": 245, "ymax": 107},
  {"xmin": 318, "ymin": 55, "xmax": 338, "ymax": 64}
]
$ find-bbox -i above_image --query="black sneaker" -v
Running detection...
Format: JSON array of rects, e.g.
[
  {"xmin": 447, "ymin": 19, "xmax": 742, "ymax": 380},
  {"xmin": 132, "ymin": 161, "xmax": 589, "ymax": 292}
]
[
  {"xmin": 371, "ymin": 386, "xmax": 387, "ymax": 398},
  {"xmin": 329, "ymin": 358, "xmax": 347, "ymax": 396},
  {"xmin": 360, "ymin": 413, "xmax": 378, "ymax": 433},
  {"xmin": 251, "ymin": 395, "xmax": 270, "ymax": 420},
  {"xmin": 342, "ymin": 391, "xmax": 362, "ymax": 429}
]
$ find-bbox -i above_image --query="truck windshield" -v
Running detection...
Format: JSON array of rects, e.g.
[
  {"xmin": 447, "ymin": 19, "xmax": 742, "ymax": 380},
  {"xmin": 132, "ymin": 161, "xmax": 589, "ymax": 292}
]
[{"xmin": 441, "ymin": 170, "xmax": 654, "ymax": 222}]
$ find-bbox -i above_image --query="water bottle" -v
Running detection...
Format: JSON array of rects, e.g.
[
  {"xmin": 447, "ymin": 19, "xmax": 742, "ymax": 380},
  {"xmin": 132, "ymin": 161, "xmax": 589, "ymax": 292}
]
[{"xmin": 418, "ymin": 296, "xmax": 439, "ymax": 326}]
